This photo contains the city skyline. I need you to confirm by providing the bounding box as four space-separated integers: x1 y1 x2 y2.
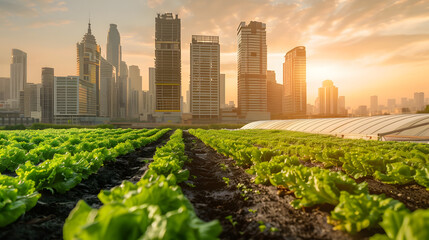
0 0 428 108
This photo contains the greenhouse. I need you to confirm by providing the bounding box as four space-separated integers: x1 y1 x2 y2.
242 114 429 141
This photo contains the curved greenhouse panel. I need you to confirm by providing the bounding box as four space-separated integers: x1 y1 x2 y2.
241 114 429 141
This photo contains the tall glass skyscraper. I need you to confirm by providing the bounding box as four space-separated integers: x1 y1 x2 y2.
10 49 27 101
283 46 306 116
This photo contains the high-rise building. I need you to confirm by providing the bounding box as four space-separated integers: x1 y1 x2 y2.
370 95 378 115
387 98 396 113
338 96 346 115
414 92 425 111
128 65 142 119
318 80 338 116
220 74 225 109
23 83 41 118
266 70 283 116
10 49 27 102
148 67 156 116
118 61 128 118
77 22 101 116
155 13 182 123
283 46 306 116
190 35 220 120
41 67 54 123
100 57 116 117
106 24 121 75
54 76 96 118
0 78 10 101
237 21 269 120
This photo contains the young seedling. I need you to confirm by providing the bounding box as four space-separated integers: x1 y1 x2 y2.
248 208 257 214
219 163 228 171
270 227 279 233
186 182 196 188
225 215 238 227
258 221 266 233
222 177 230 187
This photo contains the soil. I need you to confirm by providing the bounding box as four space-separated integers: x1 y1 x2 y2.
179 131 372 240
0 131 172 240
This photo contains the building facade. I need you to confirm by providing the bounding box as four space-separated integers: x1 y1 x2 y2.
220 74 225 109
370 95 378 115
128 65 142 119
190 35 220 120
0 78 10 102
155 13 182 123
267 70 283 116
283 46 306 116
10 49 27 102
106 24 121 76
414 92 425 111
100 57 116 117
41 67 54 123
77 22 101 116
318 80 338 116
237 21 269 120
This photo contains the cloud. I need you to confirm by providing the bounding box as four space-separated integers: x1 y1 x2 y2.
147 0 164 8
29 19 71 28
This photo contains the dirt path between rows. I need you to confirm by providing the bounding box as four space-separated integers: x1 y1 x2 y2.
0 131 172 240
180 131 370 240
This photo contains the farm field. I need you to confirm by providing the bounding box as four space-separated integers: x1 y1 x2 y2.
0 128 428 239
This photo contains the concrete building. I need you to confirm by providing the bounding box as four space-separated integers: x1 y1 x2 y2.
23 83 41 118
220 74 225 108
266 70 283 117
338 96 346 115
0 78 10 102
318 80 338 116
237 21 269 120
387 98 396 113
117 61 128 118
106 24 121 77
77 22 101 116
155 13 182 123
128 65 142 119
190 35 220 121
41 67 54 123
414 92 425 111
283 46 306 116
370 95 378 115
148 67 156 117
100 58 116 118
10 49 27 102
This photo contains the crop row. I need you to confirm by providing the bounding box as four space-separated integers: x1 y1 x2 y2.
64 129 222 240
189 129 429 238
198 129 429 189
0 128 169 227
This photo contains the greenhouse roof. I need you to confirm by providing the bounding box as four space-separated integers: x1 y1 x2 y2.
241 114 429 141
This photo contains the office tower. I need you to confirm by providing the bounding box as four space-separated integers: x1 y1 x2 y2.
0 78 10 101
77 21 101 116
148 67 156 116
401 97 409 108
117 61 128 118
266 70 283 116
128 65 142 119
414 92 425 111
338 96 346 115
387 98 396 113
283 46 306 116
370 95 378 115
10 49 27 101
106 24 121 75
23 83 41 118
54 76 96 118
318 80 338 116
220 74 225 109
190 35 220 120
100 58 116 117
41 67 54 123
237 21 269 120
155 13 182 122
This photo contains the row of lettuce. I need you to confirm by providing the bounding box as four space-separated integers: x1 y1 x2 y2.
64 129 222 240
189 129 429 239
0 128 169 227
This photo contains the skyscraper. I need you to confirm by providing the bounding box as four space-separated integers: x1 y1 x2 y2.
100 57 116 117
155 13 182 123
370 95 378 115
0 78 10 101
220 74 225 109
106 24 121 74
283 46 306 116
267 70 283 116
414 92 425 111
318 80 338 116
190 35 220 120
338 96 346 115
23 83 41 118
128 65 142 119
148 67 156 116
118 61 128 118
41 67 54 123
10 49 27 101
237 21 269 120
77 21 100 116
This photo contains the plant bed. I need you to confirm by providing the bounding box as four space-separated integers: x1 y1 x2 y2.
180 131 366 240
0 131 172 240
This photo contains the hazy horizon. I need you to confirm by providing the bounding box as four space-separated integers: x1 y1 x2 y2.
0 0 428 108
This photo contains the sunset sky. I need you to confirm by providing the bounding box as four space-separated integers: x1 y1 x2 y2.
0 0 428 108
